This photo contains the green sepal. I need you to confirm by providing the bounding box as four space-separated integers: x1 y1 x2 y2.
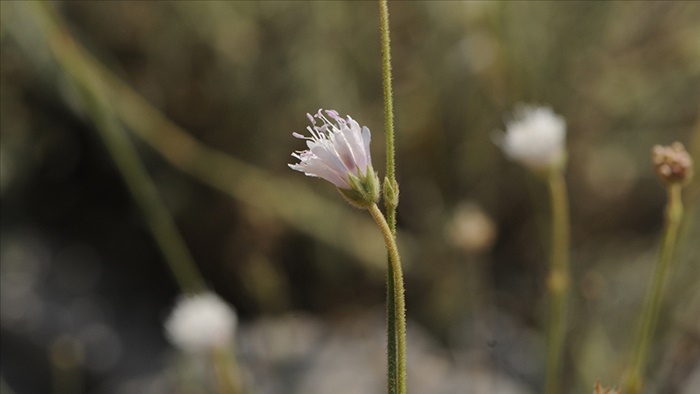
337 167 380 209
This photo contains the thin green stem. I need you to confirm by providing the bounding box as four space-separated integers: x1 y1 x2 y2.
83 76 206 294
624 183 684 394
544 170 570 394
212 348 242 394
369 204 406 394
386 254 397 394
378 1 400 393
379 0 396 194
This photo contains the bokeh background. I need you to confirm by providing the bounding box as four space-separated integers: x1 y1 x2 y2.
1 1 699 393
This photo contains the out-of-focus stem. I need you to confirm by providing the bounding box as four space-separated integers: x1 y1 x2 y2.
49 336 84 394
544 169 570 394
27 2 206 294
368 204 406 394
624 183 684 394
212 348 242 394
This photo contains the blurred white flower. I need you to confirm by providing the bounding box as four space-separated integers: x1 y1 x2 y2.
165 292 237 354
497 105 566 171
447 202 497 254
290 109 380 207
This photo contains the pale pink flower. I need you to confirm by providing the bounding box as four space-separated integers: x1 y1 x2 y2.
289 109 374 190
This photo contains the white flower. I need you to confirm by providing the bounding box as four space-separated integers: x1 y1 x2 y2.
498 105 566 170
290 109 380 207
447 202 497 254
290 109 374 189
165 292 237 354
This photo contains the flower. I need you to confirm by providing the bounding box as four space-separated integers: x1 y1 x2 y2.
652 142 693 186
289 109 380 208
165 292 237 354
447 201 497 254
497 105 567 171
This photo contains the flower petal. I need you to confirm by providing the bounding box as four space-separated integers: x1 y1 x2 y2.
289 109 375 189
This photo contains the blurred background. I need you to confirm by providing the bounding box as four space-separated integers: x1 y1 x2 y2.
1 1 699 393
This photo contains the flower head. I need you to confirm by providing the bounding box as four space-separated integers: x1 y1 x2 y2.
165 292 237 354
447 202 497 254
497 105 567 171
652 142 693 186
290 109 380 208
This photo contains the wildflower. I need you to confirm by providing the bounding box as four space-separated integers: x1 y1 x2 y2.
497 105 567 171
593 380 621 394
652 142 693 186
289 109 380 208
165 292 237 354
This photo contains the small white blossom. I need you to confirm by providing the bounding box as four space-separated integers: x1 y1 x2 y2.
497 105 566 170
165 292 237 354
290 109 380 207
290 109 374 189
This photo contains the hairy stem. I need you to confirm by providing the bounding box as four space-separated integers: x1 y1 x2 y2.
369 204 406 394
378 1 400 393
379 0 396 195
